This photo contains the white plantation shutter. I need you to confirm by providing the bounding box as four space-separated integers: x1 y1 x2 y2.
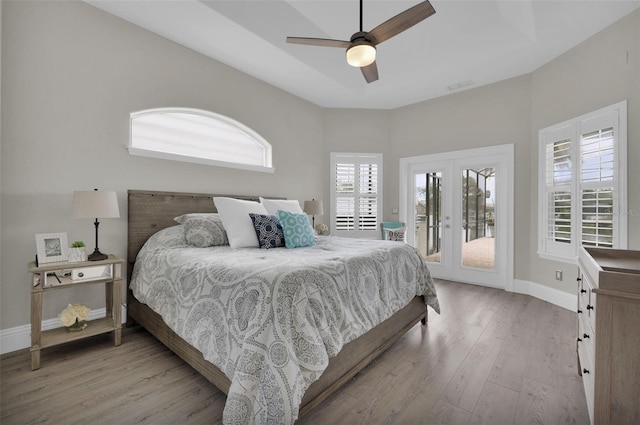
548 191 572 243
546 137 573 246
538 101 626 262
581 128 614 183
581 188 614 247
358 163 379 230
580 126 615 248
331 153 383 238
335 163 355 230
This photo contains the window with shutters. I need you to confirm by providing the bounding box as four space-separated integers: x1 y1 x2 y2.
538 101 627 263
330 153 383 238
129 108 273 173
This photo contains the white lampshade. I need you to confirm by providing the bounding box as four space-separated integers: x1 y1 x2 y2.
72 190 120 219
303 200 324 216
346 43 376 67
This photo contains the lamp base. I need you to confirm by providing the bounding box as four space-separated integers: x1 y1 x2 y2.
88 250 108 261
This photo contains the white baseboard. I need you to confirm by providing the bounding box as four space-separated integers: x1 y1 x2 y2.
513 279 576 312
0 306 127 355
1 282 576 355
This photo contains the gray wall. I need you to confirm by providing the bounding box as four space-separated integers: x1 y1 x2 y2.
1 1 638 333
529 9 640 292
323 109 391 218
0 1 324 329
388 76 533 281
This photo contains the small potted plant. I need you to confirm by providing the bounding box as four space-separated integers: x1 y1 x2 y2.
68 241 86 262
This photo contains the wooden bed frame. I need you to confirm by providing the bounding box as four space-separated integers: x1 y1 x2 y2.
126 189 428 418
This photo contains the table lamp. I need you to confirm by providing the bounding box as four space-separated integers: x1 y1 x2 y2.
72 189 119 261
303 199 324 228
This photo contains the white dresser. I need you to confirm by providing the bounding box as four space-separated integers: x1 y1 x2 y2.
577 247 640 425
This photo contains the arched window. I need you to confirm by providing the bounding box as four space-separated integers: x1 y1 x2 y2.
129 108 273 173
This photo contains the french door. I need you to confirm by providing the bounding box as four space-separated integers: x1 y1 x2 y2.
399 144 514 289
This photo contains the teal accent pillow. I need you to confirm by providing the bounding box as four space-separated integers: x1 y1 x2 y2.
277 210 316 249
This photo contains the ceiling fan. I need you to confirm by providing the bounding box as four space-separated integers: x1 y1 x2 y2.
286 0 436 83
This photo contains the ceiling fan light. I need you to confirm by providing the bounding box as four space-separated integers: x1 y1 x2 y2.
346 43 376 67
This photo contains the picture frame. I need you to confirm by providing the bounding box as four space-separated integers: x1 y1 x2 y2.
35 232 69 264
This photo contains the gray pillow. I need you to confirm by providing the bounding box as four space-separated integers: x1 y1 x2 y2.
174 213 229 247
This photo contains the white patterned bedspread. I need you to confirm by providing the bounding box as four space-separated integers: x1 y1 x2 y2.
130 226 439 424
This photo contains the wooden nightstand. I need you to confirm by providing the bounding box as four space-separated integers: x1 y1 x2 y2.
28 255 124 370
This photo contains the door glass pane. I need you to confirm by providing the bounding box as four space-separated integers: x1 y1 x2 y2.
415 172 442 263
461 167 495 269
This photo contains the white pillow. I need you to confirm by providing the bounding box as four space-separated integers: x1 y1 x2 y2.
213 197 268 248
259 197 303 215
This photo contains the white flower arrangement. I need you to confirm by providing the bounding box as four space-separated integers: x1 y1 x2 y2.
314 223 329 235
58 303 91 327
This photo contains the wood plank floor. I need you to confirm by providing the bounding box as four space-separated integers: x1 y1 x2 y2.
0 280 590 425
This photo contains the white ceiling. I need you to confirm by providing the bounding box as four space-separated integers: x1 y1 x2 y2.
86 0 640 109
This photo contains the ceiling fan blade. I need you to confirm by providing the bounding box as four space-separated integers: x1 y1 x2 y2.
361 61 379 83
367 1 436 45
286 37 351 48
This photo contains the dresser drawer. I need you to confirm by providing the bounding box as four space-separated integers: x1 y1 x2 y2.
581 272 597 333
578 271 589 311
577 325 595 424
578 312 595 424
578 312 594 358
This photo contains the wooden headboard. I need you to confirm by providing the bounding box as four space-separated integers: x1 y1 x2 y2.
127 189 260 270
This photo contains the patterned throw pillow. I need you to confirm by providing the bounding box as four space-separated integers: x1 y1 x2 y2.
249 213 285 249
277 210 316 249
174 213 228 247
385 227 406 242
